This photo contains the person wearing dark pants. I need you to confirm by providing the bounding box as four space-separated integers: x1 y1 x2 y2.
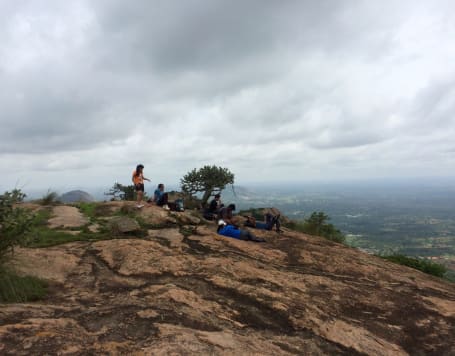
244 213 282 232
217 220 265 242
132 164 150 208
153 183 170 210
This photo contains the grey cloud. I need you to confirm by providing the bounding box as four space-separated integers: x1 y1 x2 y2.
407 80 455 132
89 0 403 86
0 69 138 153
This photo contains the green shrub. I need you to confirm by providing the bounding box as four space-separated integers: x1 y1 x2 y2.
181 165 234 207
77 202 97 218
290 211 346 243
0 189 34 263
39 189 60 206
0 267 47 303
381 254 447 278
105 182 136 201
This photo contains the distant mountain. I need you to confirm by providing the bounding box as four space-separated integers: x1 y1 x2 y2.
59 190 95 203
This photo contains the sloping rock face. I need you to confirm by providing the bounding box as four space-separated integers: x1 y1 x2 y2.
108 216 141 233
1 205 455 355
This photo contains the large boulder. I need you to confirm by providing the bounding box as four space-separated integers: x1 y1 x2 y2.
108 216 141 234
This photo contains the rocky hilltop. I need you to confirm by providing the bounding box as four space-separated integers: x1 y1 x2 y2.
1 202 454 355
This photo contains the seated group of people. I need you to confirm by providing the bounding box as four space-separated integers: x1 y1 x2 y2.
205 194 282 243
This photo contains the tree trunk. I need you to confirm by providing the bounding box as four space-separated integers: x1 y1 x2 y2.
201 190 213 207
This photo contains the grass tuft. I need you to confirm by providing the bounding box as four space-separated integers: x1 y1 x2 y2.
0 267 48 303
380 253 447 278
39 190 60 206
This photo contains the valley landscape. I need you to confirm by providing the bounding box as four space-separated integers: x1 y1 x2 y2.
220 180 455 278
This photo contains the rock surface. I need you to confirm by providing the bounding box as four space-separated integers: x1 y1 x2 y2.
1 203 455 355
47 206 88 228
108 216 141 233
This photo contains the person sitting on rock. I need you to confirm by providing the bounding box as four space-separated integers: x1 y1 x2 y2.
217 203 236 226
152 183 170 210
244 212 282 232
203 193 224 220
217 219 265 242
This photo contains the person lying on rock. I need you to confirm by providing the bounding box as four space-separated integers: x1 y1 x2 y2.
244 213 282 233
217 219 265 242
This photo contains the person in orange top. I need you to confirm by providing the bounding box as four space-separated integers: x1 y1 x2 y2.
132 164 150 208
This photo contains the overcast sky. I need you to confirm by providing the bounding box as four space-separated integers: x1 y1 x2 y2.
1 0 455 193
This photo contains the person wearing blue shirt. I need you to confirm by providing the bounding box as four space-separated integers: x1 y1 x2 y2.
153 183 170 210
217 220 265 242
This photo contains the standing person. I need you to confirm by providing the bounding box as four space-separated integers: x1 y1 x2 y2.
132 164 150 208
153 183 170 210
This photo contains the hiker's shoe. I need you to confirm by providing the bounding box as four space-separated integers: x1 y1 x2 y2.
136 204 144 208
163 204 170 210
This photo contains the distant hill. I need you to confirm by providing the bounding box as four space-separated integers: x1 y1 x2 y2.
59 190 95 203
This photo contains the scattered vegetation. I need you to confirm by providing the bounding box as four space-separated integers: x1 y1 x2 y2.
39 189 60 206
105 182 136 201
380 253 447 278
287 211 346 244
0 189 34 262
181 165 234 207
76 202 112 219
77 201 97 218
0 267 48 303
25 229 105 248
0 189 48 302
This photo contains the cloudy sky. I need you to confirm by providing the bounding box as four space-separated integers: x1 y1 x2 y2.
1 0 455 192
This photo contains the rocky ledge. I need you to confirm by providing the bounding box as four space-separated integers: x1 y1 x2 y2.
1 203 454 355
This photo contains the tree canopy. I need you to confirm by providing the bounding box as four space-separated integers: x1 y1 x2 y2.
302 211 345 243
180 165 234 206
105 183 136 201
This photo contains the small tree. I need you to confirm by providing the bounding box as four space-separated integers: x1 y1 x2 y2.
40 189 59 206
105 183 136 201
302 211 345 243
180 165 234 207
0 189 33 263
